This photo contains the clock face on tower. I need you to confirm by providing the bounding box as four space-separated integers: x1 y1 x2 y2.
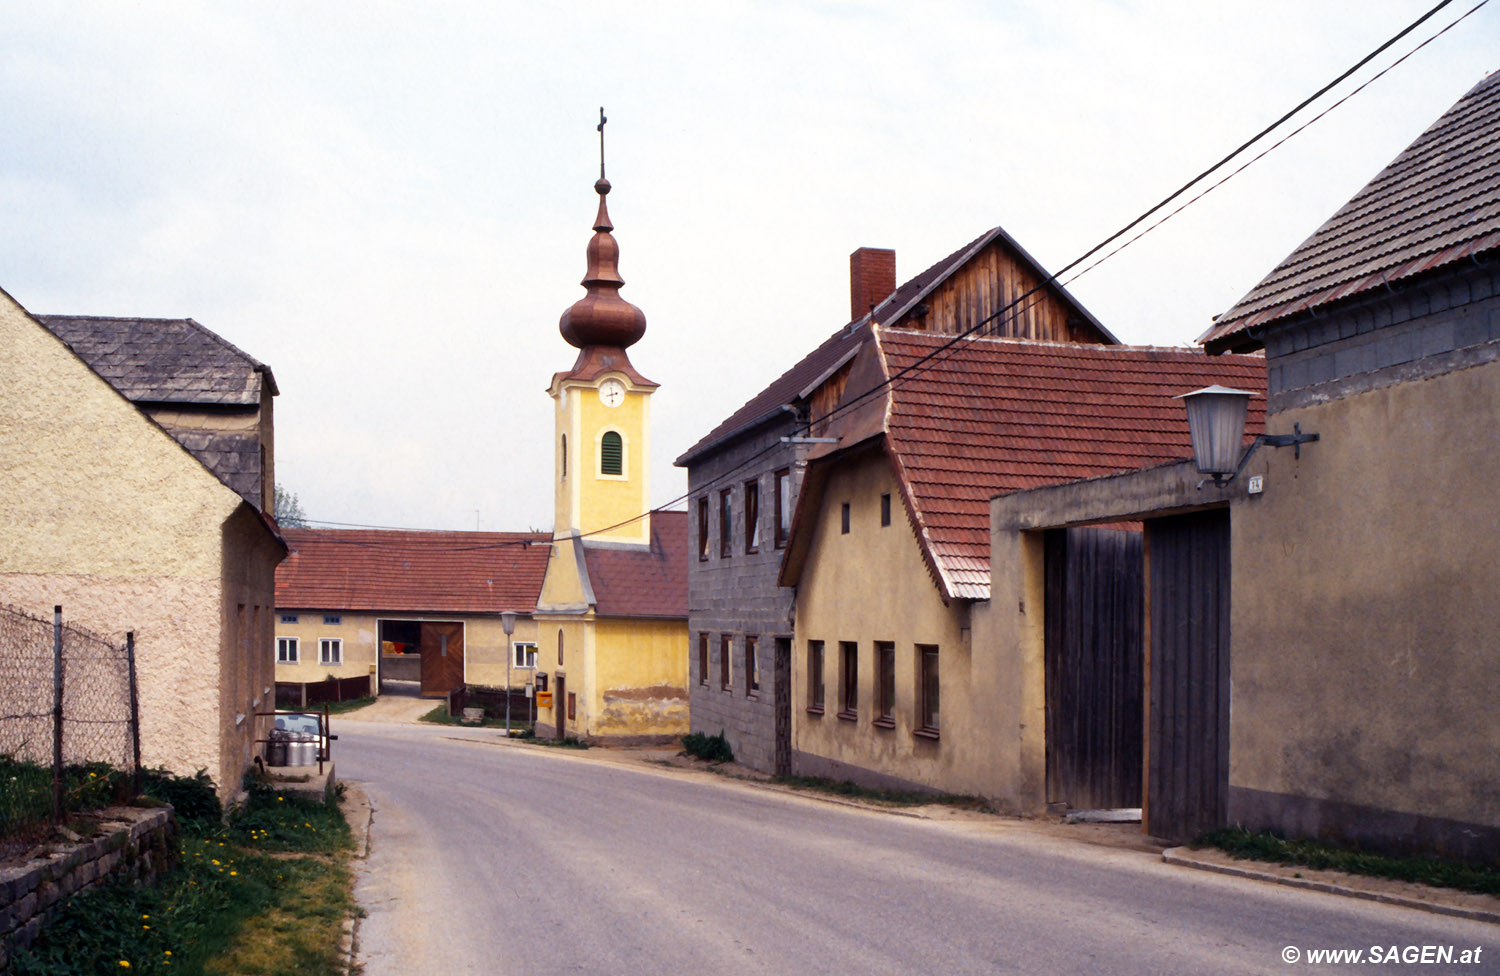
598 378 626 408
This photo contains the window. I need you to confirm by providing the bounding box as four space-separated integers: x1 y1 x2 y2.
720 634 732 690
744 479 760 553
279 614 298 625
719 489 733 558
557 628 564 666
774 468 791 549
513 642 538 669
319 638 342 665
881 492 891 527
561 435 568 480
874 641 895 728
807 640 824 713
600 430 623 476
840 502 850 534
277 637 299 664
567 692 576 720
745 636 759 696
917 644 940 736
698 633 709 686
323 615 341 626
838 641 858 719
697 496 709 561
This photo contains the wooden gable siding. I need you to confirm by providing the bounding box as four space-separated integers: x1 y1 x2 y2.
808 361 856 436
897 240 1106 344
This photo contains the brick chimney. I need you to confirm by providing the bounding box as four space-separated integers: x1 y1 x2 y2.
849 247 896 323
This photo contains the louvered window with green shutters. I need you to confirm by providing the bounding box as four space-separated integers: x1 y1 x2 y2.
600 431 623 475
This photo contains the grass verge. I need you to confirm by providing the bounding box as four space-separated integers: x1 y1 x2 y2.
321 696 377 715
1195 827 1500 896
773 774 992 811
417 704 537 732
9 777 358 975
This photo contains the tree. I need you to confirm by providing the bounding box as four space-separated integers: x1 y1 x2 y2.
273 484 309 527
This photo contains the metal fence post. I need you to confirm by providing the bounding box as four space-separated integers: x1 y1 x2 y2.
126 631 142 799
52 605 64 825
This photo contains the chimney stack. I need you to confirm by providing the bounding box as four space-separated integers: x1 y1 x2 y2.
849 247 896 323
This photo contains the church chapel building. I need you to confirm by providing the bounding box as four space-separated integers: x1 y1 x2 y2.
531 168 689 744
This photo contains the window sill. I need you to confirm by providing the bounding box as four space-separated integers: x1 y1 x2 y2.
872 716 896 730
836 710 858 723
721 685 733 693
746 692 760 701
745 547 759 556
806 705 825 716
913 727 941 741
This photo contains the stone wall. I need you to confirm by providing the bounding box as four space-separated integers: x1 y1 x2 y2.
0 807 177 968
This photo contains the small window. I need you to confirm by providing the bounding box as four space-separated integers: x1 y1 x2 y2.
513 642 538 669
774 468 791 549
840 502 850 534
744 480 760 553
279 614 298 625
698 633 709 686
557 628 564 666
323 615 341 626
838 641 858 719
600 431 623 476
880 493 891 527
319 638 342 665
720 634 732 690
567 692 576 720
745 636 759 697
561 435 568 480
276 636 299 664
719 489 733 558
697 496 709 562
807 640 824 714
874 641 895 728
917 644 940 736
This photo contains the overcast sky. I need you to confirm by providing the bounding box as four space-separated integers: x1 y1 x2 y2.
3 1 1494 532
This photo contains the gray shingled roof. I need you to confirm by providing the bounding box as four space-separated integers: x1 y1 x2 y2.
1203 71 1500 352
36 315 278 404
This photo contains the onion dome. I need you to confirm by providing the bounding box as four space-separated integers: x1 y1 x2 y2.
559 178 647 350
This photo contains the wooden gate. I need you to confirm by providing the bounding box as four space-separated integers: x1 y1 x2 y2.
1146 510 1230 842
418 622 465 697
1044 527 1144 811
773 637 792 778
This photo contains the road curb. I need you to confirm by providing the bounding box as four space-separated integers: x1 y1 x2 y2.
339 783 374 975
1161 849 1500 925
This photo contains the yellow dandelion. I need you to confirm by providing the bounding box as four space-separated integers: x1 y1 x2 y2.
230 870 237 876
119 963 130 969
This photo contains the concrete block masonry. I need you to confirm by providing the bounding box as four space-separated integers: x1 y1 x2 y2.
0 807 177 969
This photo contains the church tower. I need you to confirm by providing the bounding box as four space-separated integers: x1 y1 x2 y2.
546 160 657 547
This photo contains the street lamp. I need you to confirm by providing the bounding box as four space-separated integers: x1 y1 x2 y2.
500 610 518 737
1176 385 1318 487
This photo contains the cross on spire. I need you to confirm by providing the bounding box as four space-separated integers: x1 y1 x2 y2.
597 106 607 180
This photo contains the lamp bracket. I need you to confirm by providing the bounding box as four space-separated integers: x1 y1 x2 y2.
1199 424 1319 489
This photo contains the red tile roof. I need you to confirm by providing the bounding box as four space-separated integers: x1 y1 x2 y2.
1203 71 1500 351
789 332 1266 600
582 510 688 618
276 528 551 615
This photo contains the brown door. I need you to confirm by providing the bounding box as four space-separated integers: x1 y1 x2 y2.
419 622 465 697
773 637 792 777
554 674 567 740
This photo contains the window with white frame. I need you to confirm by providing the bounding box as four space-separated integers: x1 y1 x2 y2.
277 636 299 664
319 638 342 665
513 641 538 669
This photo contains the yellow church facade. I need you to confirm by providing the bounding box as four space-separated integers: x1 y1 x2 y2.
532 167 689 744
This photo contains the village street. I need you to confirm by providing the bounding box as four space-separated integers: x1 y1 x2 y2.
337 721 1494 976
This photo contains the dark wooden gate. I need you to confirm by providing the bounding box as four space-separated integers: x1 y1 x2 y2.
419 622 465 697
554 674 567 740
1146 509 1230 842
1044 527 1145 811
773 637 792 778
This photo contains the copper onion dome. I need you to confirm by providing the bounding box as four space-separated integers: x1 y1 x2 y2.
559 177 647 350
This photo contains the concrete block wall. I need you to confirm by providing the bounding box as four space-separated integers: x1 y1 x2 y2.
685 419 804 773
0 807 177 968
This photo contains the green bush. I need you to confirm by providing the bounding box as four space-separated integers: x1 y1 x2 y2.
682 730 734 763
141 767 221 831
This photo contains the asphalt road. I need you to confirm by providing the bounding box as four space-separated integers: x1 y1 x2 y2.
339 723 1496 976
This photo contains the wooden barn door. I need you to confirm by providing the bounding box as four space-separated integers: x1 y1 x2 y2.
419 622 465 697
1146 510 1231 842
1044 527 1145 811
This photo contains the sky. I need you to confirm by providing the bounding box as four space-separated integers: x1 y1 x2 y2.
2 1 1495 532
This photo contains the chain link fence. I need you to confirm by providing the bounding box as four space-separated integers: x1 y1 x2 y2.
0 603 140 854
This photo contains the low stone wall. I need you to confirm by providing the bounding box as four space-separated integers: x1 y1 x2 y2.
0 807 178 968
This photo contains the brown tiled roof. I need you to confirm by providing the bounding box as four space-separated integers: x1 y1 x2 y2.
582 510 688 618
276 528 551 615
790 332 1266 601
36 315 278 403
1203 71 1500 351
